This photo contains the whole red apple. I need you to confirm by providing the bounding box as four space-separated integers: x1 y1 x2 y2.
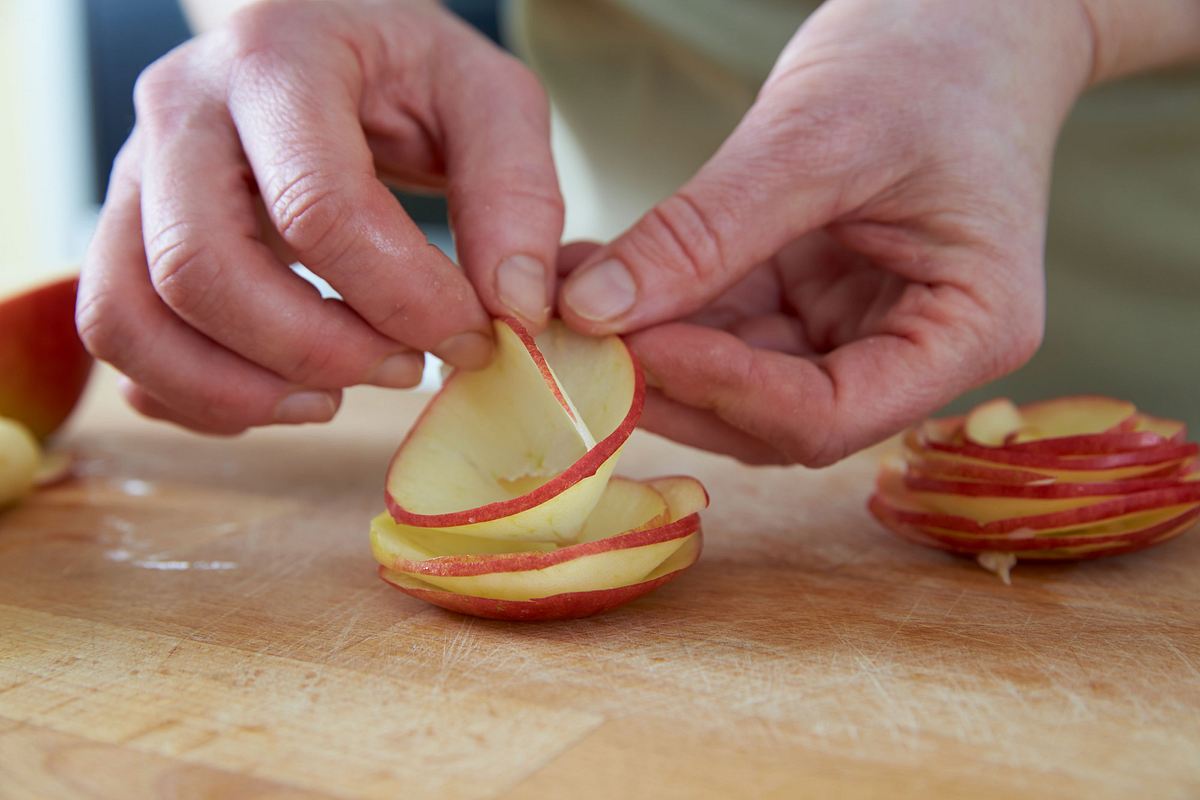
0 275 93 439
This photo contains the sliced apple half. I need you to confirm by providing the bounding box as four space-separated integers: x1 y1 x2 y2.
871 396 1200 579
385 318 643 542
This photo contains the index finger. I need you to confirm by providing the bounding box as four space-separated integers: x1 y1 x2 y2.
224 28 494 369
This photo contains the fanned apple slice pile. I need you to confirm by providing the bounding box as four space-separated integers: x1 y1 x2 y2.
370 318 707 620
869 397 1200 582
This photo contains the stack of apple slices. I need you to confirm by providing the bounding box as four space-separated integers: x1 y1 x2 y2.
869 397 1200 581
369 319 707 621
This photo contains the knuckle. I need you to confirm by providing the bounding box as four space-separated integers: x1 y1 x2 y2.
790 433 849 469
268 169 353 261
448 173 562 223
132 50 193 124
145 222 223 320
632 191 728 284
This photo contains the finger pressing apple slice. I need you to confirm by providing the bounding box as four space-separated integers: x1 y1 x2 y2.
375 476 707 621
385 318 643 542
871 396 1200 580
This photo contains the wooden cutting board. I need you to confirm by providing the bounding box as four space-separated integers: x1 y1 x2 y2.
2 367 1198 799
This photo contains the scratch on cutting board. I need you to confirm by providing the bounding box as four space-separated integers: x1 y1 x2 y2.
1160 636 1200 682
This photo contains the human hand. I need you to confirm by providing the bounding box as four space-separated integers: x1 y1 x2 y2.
557 0 1096 465
78 0 562 433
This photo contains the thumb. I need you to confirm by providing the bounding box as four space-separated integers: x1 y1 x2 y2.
558 108 848 334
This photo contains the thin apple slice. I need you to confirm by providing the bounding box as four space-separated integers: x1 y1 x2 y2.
905 443 1195 483
874 499 1199 561
873 467 1200 534
963 398 1024 446
1007 396 1136 443
380 534 702 622
913 427 1199 470
0 275 94 440
375 476 707 620
370 477 668 568
385 318 643 542
870 495 1200 553
0 416 41 507
903 472 1199 500
376 477 702 598
1133 414 1187 443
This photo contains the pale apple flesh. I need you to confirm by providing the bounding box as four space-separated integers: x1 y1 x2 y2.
385 318 643 542
870 397 1200 579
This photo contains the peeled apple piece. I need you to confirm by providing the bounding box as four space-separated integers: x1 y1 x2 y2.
371 318 706 620
0 416 41 507
869 396 1200 581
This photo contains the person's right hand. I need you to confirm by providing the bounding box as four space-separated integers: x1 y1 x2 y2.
78 0 563 434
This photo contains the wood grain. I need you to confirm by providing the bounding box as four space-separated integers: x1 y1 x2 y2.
1 367 1198 799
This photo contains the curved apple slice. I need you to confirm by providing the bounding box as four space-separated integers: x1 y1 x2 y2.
872 497 1199 559
873 468 1200 534
385 318 644 542
895 467 1198 524
1133 414 1186 443
913 427 1199 470
375 476 708 620
1007 396 1136 443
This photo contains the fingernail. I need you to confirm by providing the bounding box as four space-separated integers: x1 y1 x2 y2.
366 353 422 388
496 254 549 326
274 391 337 424
564 258 636 322
435 331 493 370
642 365 663 389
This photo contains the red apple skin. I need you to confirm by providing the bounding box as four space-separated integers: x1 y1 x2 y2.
386 317 646 529
379 540 702 621
870 495 1200 556
916 432 1199 470
386 513 701 579
871 478 1200 535
903 473 1198 499
0 276 92 439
